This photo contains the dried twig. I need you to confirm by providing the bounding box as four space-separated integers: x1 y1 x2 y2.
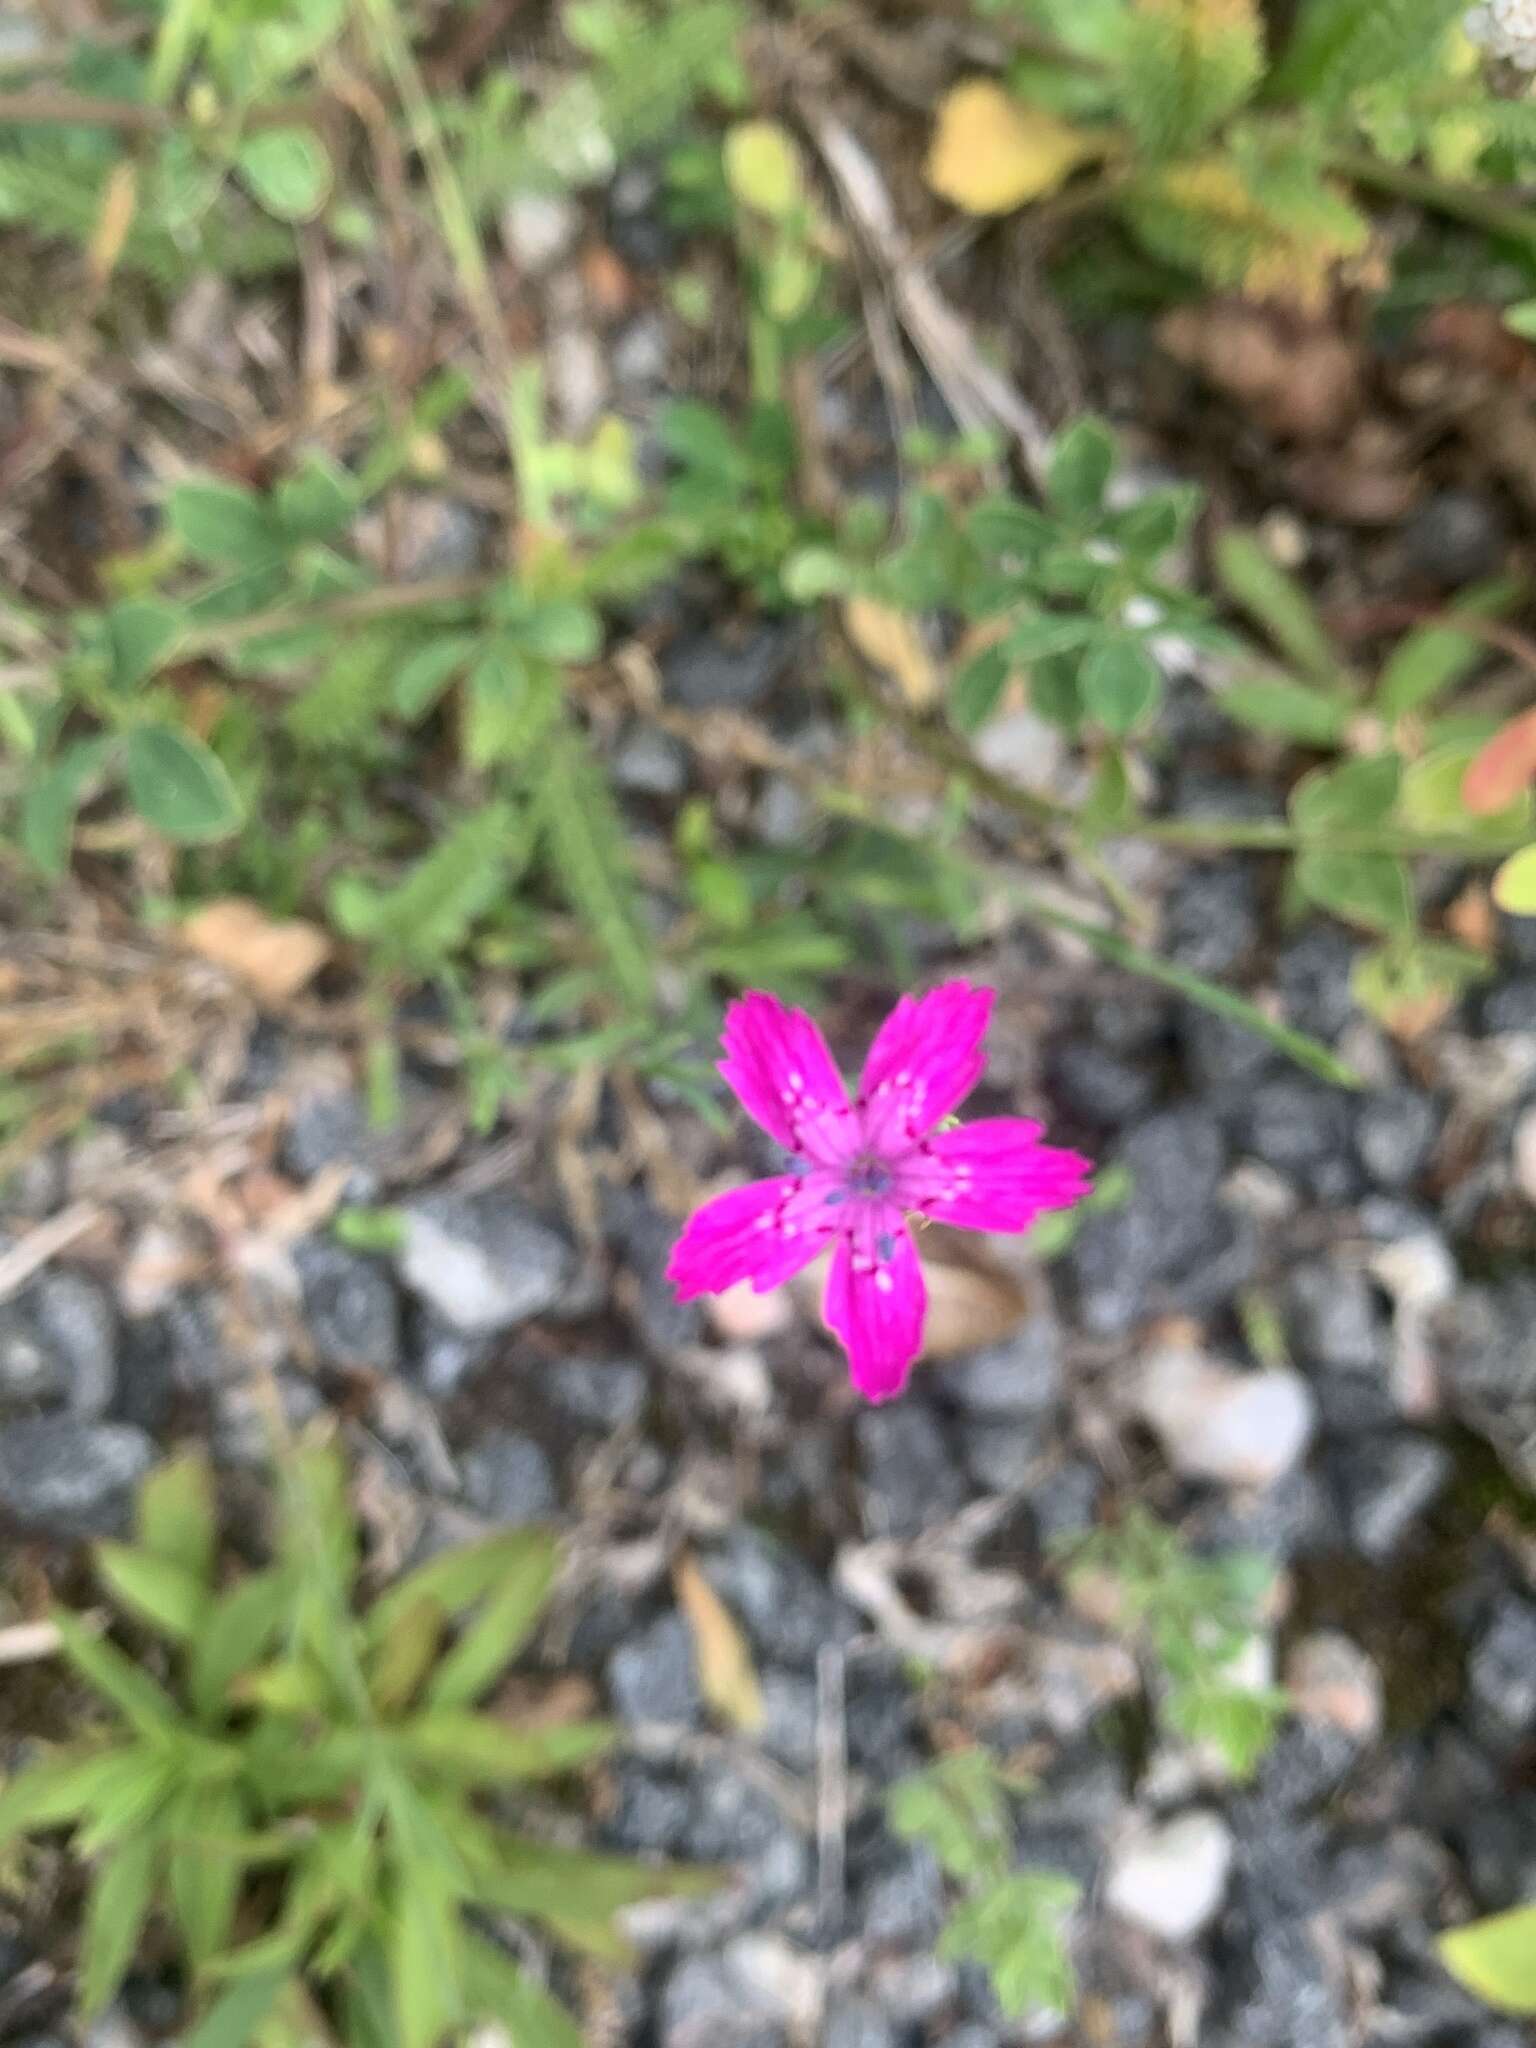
0 1201 102 1304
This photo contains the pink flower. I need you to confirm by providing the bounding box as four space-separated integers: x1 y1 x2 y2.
667 982 1092 1403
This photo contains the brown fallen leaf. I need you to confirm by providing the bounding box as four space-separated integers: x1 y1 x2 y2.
1157 297 1365 444
917 1251 1031 1357
844 595 938 708
926 81 1107 216
180 897 331 1006
674 1553 764 1734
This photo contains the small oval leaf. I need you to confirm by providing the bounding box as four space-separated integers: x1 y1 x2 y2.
125 726 243 844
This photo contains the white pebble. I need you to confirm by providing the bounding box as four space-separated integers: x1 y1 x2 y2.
1105 1809 1234 1943
1135 1336 1315 1488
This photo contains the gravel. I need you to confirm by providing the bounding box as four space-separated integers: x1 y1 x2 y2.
662 618 804 712
1105 1810 1234 1942
607 1611 705 1730
295 1240 401 1371
394 1192 574 1334
0 1417 154 1537
857 1403 967 1536
459 1430 558 1524
1331 1433 1451 1560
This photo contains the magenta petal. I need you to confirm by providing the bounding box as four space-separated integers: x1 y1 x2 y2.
897 1118 1092 1233
823 1225 926 1403
667 1172 843 1301
718 991 860 1165
856 981 994 1154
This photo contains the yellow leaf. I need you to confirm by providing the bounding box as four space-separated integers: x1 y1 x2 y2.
1493 844 1536 917
674 1554 763 1734
843 596 938 708
723 120 805 220
180 897 331 1006
926 82 1105 216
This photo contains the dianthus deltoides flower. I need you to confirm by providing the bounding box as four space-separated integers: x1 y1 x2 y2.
667 982 1091 1402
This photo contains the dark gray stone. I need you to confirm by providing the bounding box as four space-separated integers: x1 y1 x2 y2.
281 1088 389 1197
604 1759 696 1852
823 1998 900 2048
459 1430 557 1524
1498 907 1536 967
759 1669 818 1771
411 1310 493 1400
1355 1088 1440 1189
395 1192 574 1334
295 1240 400 1372
0 1417 152 1537
857 1840 944 1946
606 1187 701 1351
1178 1003 1275 1092
1277 927 1359 1042
1287 1260 1387 1375
544 1356 648 1430
683 1762 810 1910
1401 488 1509 587
1234 1075 1353 1180
930 2029 1002 2048
1434 1277 1536 1486
0 1301 62 1407
959 1416 1047 1495
1164 862 1260 977
1219 1915 1350 2048
1468 1598 1536 1738
1029 1459 1102 1546
0 1271 118 1416
1479 974 1536 1036
700 1526 857 1668
1070 1106 1226 1334
659 1952 786 2048
857 1403 966 1537
1048 1040 1160 1127
1333 1433 1451 1560
607 1611 704 1729
612 722 688 796
845 1652 920 1781
942 1316 1062 1417
662 619 804 712
606 164 679 271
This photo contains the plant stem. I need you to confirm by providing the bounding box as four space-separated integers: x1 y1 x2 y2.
1330 147 1536 252
180 574 497 658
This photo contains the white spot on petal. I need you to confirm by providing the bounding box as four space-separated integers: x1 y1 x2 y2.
875 1269 894 1293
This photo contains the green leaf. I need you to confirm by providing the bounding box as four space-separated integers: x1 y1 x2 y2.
1376 605 1501 718
367 1599 443 1715
275 453 355 540
1105 487 1198 558
1397 740 1532 841
330 803 520 970
1219 672 1348 745
1294 849 1415 936
137 1450 217 1584
540 724 654 1012
80 1830 159 2018
1119 0 1262 157
167 1782 245 1967
182 1969 290 2048
1289 752 1401 835
950 643 1011 732
1078 748 1135 837
96 1544 207 1643
188 1568 295 1720
518 600 602 663
367 1529 558 1643
108 599 182 690
54 1610 178 1738
396 1714 615 1783
1004 613 1100 661
889 1751 1014 1883
425 1545 559 1710
392 634 480 721
1438 1903 1536 2016
1494 844 1536 917
466 646 560 768
390 1869 463 2048
124 725 243 843
723 120 804 219
1017 896 1362 1086
0 1746 141 1850
169 482 284 568
21 736 115 874
1081 636 1162 735
482 1840 714 1925
461 1932 583 2048
1352 936 1489 1029
1045 417 1116 522
1213 532 1343 688
235 126 333 222
938 1869 1080 2018
1269 0 1466 110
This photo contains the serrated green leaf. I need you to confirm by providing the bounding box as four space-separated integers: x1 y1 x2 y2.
1214 532 1344 688
1438 1903 1536 2015
137 1451 217 1584
125 725 243 843
540 725 654 1012
330 804 520 970
518 600 602 663
80 1830 159 2018
1294 849 1414 936
392 634 480 721
1119 0 1263 158
96 1543 207 1643
235 126 333 222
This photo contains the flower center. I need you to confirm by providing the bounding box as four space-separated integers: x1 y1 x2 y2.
847 1156 893 1197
